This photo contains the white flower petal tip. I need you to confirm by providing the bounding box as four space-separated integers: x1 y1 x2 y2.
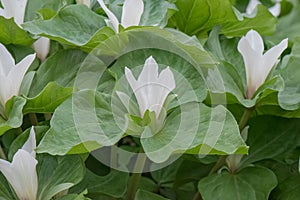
0 44 35 106
0 127 38 200
97 0 144 33
268 2 281 17
33 37 50 62
22 127 37 157
238 29 288 99
125 56 176 119
246 0 261 15
121 0 144 28
97 0 120 32
246 0 281 17
0 0 28 26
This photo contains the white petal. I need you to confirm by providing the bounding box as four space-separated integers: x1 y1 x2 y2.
0 43 15 76
1 0 27 26
0 150 38 200
246 0 261 15
158 67 176 92
262 38 288 77
8 53 35 100
268 2 281 17
125 56 176 118
22 127 37 158
238 32 263 98
125 67 138 91
0 75 11 106
244 29 264 54
97 0 120 33
33 37 50 62
121 0 144 28
138 56 159 83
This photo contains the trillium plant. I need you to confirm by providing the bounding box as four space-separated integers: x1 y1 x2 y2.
0 0 300 199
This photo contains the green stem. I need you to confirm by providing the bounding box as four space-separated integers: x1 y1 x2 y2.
29 113 38 126
238 108 254 131
126 147 147 200
44 113 52 121
0 144 7 160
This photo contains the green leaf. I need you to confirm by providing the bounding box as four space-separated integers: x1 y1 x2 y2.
0 97 26 136
23 5 108 47
37 154 85 200
36 90 122 155
70 170 129 198
0 17 34 45
141 103 248 163
267 1 300 44
23 82 73 114
28 49 88 97
151 159 183 188
57 190 90 200
278 37 300 110
7 126 48 161
240 116 300 167
170 0 276 37
0 174 16 200
135 189 170 200
139 0 177 28
198 166 277 200
25 0 74 21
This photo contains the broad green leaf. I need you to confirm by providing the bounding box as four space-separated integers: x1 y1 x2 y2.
37 154 85 200
240 116 300 167
25 0 74 21
23 82 73 114
170 0 276 37
135 189 170 200
139 0 177 28
88 27 215 69
36 90 122 155
198 166 277 200
264 160 300 200
267 1 300 44
0 97 26 136
278 37 300 110
141 103 248 163
23 5 108 47
28 49 88 97
0 17 34 45
151 159 183 188
174 159 213 187
57 190 90 200
272 174 300 200
0 174 16 200
70 170 129 198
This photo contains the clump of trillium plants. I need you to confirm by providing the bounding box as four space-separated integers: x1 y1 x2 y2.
0 0 299 199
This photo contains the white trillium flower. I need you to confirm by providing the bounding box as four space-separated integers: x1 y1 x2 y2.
97 0 144 33
0 43 36 106
0 0 27 27
0 0 50 61
238 29 288 99
0 127 38 200
124 56 176 119
246 0 281 17
33 37 50 62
